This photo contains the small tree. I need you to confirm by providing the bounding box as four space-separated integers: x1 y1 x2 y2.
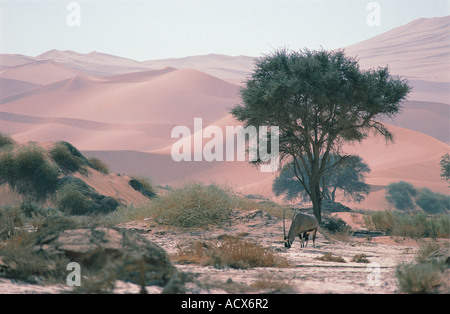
231 49 410 222
440 153 450 184
273 154 370 203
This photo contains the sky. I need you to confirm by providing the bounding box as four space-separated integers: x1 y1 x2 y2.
0 0 449 61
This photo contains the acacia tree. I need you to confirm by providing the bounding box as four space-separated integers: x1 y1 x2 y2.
273 154 371 203
231 49 410 222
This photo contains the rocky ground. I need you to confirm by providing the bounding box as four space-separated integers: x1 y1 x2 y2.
0 209 444 294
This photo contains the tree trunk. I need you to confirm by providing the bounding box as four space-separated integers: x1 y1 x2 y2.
311 194 322 224
310 178 322 224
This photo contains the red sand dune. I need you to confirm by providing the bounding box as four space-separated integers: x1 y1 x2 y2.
0 60 83 85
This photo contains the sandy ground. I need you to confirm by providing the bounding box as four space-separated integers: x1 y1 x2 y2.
1 210 436 294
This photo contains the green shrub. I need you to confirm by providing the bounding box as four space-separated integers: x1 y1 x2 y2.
50 142 86 174
0 206 23 240
0 132 14 149
364 210 450 238
0 145 59 202
396 243 448 294
415 188 449 214
321 215 350 234
396 262 444 293
56 183 91 215
88 157 110 174
385 181 417 210
129 176 156 199
55 177 119 215
147 182 238 229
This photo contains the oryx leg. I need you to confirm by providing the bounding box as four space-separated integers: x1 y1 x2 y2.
298 234 304 248
302 231 310 247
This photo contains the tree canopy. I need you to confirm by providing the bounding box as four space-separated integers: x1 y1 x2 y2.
231 49 410 222
273 154 370 204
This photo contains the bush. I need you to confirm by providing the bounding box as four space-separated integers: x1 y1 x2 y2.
0 206 23 240
352 253 370 263
385 181 417 210
314 253 346 263
321 215 350 234
364 210 450 238
0 215 79 284
56 183 91 215
147 182 238 229
0 145 59 202
415 188 449 214
88 157 110 174
129 176 156 199
396 243 448 294
55 177 119 215
173 237 291 269
0 132 14 149
396 262 444 293
50 142 87 174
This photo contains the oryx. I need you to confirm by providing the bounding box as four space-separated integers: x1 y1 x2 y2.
283 210 319 248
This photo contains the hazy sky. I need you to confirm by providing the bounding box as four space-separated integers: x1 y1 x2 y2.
0 0 449 61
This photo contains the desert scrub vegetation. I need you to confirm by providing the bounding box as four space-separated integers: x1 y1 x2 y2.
0 215 78 283
385 181 449 213
173 236 292 269
314 252 346 263
0 206 23 241
351 253 370 263
88 157 110 174
129 176 156 199
144 182 238 229
320 214 353 242
50 141 89 175
364 210 450 238
396 242 449 293
0 144 59 202
0 132 14 149
55 177 119 215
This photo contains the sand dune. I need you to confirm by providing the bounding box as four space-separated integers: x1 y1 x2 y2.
378 101 450 143
34 50 255 83
36 49 150 76
0 60 83 85
142 54 255 84
0 78 41 98
0 54 35 68
0 111 181 151
0 68 240 126
344 16 450 83
0 68 240 151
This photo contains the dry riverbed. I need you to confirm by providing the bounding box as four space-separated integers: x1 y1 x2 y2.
0 210 432 294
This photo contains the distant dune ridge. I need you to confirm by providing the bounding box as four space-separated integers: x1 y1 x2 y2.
0 16 448 210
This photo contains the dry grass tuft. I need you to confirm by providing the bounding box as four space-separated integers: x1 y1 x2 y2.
172 236 292 269
146 182 237 229
314 252 346 263
351 253 370 263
